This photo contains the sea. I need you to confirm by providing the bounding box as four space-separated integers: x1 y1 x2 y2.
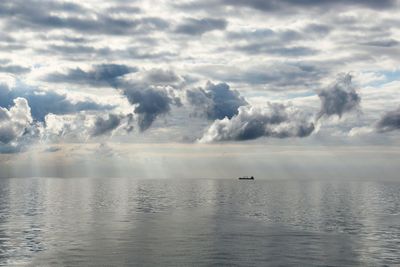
0 178 399 266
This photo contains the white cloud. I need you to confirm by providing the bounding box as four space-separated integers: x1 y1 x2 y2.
0 97 32 145
199 103 315 143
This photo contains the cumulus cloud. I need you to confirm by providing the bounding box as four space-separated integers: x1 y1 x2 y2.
317 74 361 119
187 82 248 120
175 18 227 35
43 112 135 141
122 86 177 131
28 114 127 149
48 66 185 132
0 83 113 122
199 103 315 142
91 114 122 137
376 106 400 132
110 68 186 131
43 113 90 141
90 113 136 137
0 97 32 145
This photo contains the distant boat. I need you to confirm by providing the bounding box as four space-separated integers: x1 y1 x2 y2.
238 176 254 180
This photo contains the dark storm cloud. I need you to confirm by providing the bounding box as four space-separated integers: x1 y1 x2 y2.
122 86 176 131
317 74 361 119
199 103 315 142
46 64 137 87
376 107 400 132
175 18 227 35
0 83 113 122
187 82 248 120
0 1 169 36
91 114 122 137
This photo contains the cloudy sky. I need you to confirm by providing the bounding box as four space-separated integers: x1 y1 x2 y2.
0 0 399 178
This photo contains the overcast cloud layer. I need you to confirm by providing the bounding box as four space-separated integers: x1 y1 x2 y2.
0 0 400 153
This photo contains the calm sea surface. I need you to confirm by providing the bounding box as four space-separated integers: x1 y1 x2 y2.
0 178 399 266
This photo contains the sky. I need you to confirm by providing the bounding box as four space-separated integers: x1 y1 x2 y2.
0 0 399 179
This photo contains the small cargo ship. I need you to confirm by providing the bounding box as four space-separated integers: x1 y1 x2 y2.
238 176 254 180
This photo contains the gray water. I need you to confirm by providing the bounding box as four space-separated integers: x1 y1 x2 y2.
0 178 399 266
